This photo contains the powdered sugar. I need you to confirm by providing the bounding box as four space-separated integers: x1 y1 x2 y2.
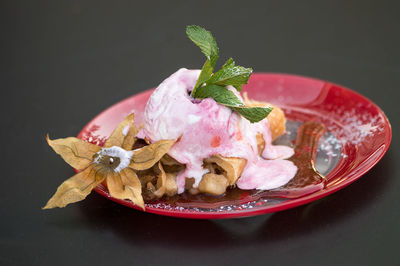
323 103 384 146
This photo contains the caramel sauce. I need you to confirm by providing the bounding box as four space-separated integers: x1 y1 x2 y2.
148 121 327 208
267 121 327 198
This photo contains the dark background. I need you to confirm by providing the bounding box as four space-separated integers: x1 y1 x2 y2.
1 1 399 265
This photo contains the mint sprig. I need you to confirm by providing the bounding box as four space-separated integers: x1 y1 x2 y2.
186 25 272 123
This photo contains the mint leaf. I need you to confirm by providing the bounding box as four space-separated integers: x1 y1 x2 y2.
186 25 219 67
222 57 235 68
194 84 243 107
192 59 213 95
233 84 243 92
206 65 252 92
233 106 273 123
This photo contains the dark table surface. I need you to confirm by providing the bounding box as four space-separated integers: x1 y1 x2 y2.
1 1 399 265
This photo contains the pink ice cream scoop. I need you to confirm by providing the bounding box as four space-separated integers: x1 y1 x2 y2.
138 68 297 193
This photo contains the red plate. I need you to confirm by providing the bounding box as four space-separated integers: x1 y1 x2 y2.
78 73 391 219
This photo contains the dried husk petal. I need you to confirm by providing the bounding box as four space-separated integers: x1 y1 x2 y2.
104 113 138 150
164 173 178 197
160 154 185 173
153 162 167 198
46 135 101 171
161 154 181 166
138 174 157 188
106 167 145 210
147 162 180 197
198 173 229 195
129 140 175 170
146 182 156 192
204 155 247 186
43 164 106 209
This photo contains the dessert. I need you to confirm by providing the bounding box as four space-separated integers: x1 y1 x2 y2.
43 25 306 210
